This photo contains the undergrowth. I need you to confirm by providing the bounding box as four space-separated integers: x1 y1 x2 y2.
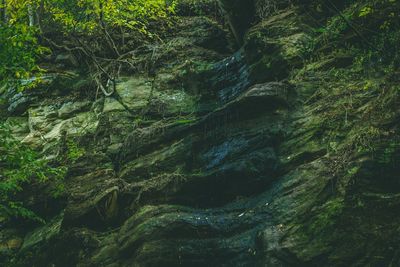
0 122 66 225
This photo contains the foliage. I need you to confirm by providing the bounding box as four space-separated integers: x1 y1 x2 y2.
289 0 400 194
44 0 176 37
43 0 177 95
66 139 85 162
0 121 65 223
0 0 177 95
0 22 47 90
2 0 176 35
306 0 400 69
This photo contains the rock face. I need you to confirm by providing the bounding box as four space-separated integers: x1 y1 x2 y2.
218 0 256 44
2 1 400 267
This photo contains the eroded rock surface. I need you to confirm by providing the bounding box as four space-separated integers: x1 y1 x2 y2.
1 2 400 267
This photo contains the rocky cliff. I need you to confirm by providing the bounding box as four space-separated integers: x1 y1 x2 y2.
1 0 400 266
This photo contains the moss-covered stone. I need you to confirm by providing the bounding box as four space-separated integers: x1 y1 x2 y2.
3 1 400 266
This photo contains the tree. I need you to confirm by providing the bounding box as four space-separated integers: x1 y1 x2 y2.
0 0 176 95
41 0 177 96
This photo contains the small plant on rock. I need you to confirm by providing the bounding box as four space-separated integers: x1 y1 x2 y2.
0 122 66 224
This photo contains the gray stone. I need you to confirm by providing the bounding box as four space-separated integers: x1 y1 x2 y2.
58 101 91 119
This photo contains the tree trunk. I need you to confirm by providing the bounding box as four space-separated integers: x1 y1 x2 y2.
1 0 7 23
28 4 34 26
36 0 44 31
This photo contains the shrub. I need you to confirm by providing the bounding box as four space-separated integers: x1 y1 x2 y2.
0 121 65 224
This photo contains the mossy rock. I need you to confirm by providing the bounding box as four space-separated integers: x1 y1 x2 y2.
244 8 313 82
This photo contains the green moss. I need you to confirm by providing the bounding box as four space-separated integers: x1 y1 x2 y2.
66 139 85 163
309 198 344 234
174 119 196 125
248 54 288 83
175 0 219 16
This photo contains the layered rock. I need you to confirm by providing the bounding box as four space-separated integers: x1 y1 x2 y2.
1 1 400 267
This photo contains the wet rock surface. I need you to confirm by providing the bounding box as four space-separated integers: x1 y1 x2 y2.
1 3 400 267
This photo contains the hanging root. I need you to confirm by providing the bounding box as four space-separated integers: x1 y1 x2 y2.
95 77 115 97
